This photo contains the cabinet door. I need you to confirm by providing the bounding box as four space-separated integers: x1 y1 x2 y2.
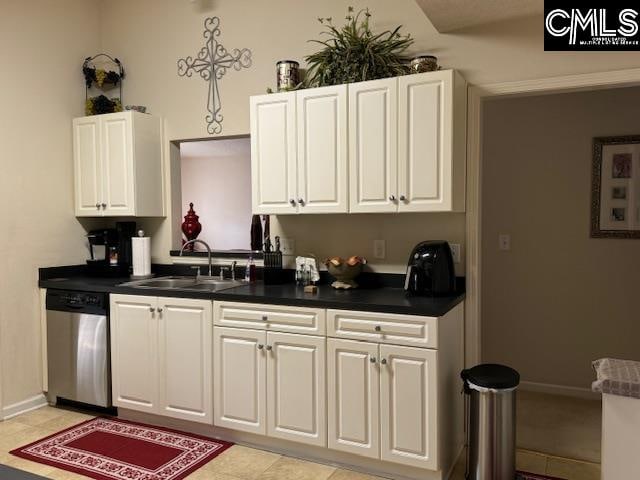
398 71 453 212
327 339 380 458
380 344 438 470
213 327 266 435
296 85 348 213
349 78 398 213
101 113 135 216
266 332 326 446
158 298 212 424
110 295 158 414
250 92 298 214
73 116 102 216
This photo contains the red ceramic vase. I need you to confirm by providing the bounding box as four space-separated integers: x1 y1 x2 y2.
181 203 202 251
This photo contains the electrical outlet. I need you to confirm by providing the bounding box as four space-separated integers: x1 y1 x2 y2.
499 234 511 251
450 243 461 263
280 238 295 255
373 239 386 259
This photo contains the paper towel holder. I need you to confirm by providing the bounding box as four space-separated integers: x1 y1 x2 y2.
130 230 155 280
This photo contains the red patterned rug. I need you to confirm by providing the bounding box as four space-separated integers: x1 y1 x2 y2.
10 417 232 480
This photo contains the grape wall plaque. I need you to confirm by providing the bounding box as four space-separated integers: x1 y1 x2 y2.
178 17 252 134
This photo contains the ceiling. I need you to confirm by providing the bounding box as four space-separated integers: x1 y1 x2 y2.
180 137 250 159
414 0 543 32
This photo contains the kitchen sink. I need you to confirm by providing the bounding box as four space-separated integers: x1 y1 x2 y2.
119 276 246 292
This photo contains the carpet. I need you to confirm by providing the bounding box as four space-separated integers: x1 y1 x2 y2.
10 417 232 480
0 464 50 480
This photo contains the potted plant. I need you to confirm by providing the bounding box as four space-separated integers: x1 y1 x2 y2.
304 7 414 87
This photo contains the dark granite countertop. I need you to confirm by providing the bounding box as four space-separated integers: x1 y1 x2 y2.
39 267 465 317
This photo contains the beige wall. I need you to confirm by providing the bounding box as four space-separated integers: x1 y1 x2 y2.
0 1 101 409
482 87 640 390
97 0 640 273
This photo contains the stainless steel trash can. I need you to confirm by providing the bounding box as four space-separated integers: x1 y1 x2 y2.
461 364 520 480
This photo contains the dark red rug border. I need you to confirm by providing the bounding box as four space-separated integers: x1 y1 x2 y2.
10 416 233 480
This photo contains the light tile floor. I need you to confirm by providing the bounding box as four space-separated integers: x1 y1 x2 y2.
0 405 601 480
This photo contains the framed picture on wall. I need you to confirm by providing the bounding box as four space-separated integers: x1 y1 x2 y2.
591 135 640 238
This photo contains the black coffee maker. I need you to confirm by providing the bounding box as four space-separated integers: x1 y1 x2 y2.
404 241 456 296
86 222 136 276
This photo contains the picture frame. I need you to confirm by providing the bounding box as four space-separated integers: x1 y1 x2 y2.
591 135 640 238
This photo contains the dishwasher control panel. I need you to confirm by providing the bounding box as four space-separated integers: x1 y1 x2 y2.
46 289 107 314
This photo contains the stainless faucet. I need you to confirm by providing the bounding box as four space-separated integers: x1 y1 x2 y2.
180 239 213 277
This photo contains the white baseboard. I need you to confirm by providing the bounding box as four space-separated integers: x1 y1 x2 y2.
520 381 600 400
1 393 48 420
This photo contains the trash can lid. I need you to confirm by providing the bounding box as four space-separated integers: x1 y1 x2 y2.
461 364 520 389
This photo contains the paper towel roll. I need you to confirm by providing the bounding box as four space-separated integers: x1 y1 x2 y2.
132 236 151 277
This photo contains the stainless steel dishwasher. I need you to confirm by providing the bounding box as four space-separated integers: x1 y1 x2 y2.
46 289 111 408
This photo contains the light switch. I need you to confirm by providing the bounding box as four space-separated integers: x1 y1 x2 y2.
280 238 295 255
450 243 461 263
499 234 511 251
373 240 386 259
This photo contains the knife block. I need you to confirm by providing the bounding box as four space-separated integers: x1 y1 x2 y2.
263 251 284 285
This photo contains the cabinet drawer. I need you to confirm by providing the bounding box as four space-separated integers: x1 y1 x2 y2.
327 309 437 348
214 301 326 335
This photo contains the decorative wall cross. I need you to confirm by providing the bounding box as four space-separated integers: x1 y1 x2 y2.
178 17 252 134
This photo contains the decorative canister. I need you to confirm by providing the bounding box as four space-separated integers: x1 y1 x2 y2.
410 55 439 73
276 60 300 91
181 202 202 251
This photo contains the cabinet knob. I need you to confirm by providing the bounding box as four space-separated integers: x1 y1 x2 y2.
298 198 305 206
101 203 107 209
380 358 387 365
149 307 156 313
289 199 296 206
265 345 273 351
374 325 382 332
389 195 396 202
157 308 163 313
261 315 268 321
369 356 376 363
95 203 101 209
257 344 264 350
399 195 406 202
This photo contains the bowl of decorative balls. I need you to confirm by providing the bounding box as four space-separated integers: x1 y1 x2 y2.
324 256 367 289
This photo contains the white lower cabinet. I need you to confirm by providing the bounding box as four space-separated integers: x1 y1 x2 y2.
158 298 212 424
111 295 159 414
214 327 266 434
267 332 326 446
380 344 438 470
328 339 439 470
328 339 380 459
213 327 326 447
110 294 213 424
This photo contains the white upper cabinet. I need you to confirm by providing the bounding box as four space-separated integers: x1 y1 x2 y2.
250 92 298 214
250 70 466 214
73 116 102 216
73 111 163 217
397 70 466 212
349 78 398 213
296 85 348 213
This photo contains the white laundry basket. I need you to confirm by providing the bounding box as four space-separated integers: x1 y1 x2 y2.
592 358 640 480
